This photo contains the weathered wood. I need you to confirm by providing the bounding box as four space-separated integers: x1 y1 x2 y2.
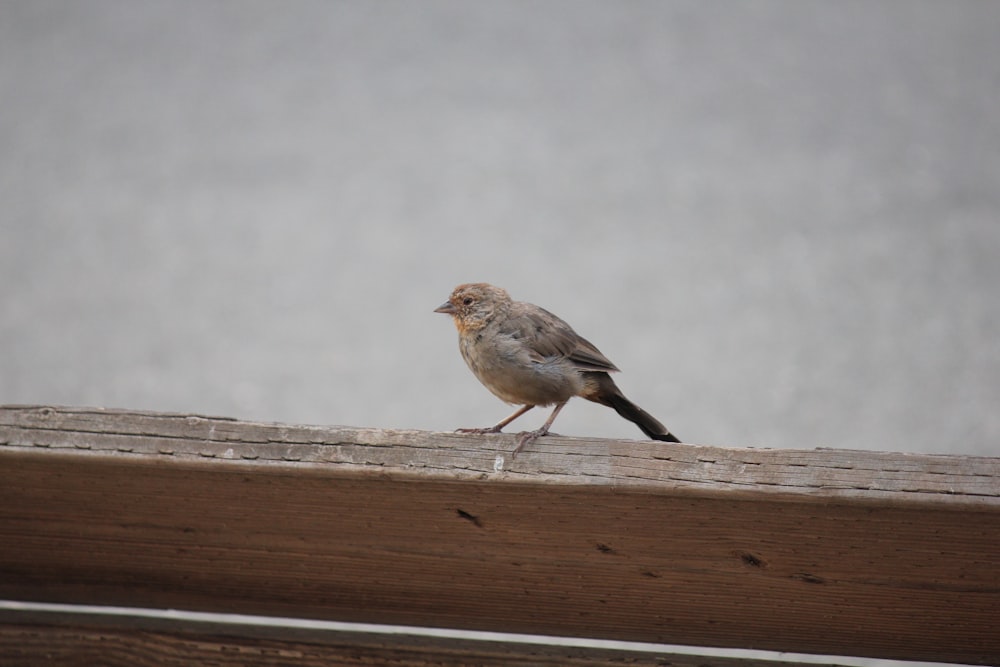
1 406 998 664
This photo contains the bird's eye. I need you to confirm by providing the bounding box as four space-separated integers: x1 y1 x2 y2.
462 297 474 306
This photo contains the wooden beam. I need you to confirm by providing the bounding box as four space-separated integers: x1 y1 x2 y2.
1 406 998 664
0 607 835 667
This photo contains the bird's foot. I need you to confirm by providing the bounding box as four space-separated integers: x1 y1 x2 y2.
511 428 549 458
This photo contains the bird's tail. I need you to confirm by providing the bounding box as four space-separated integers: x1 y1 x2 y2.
583 373 681 443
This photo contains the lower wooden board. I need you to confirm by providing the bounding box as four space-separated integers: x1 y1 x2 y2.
1 406 998 664
0 609 848 667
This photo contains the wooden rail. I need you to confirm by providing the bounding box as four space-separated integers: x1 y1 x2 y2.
0 405 997 665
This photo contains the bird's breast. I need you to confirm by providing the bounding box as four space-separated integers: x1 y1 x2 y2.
459 331 581 406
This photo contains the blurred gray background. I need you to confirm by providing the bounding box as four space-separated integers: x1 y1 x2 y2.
1 1 998 456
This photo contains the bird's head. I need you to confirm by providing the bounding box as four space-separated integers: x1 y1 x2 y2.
434 283 511 333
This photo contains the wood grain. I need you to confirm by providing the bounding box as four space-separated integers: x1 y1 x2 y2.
0 610 830 667
1 406 998 664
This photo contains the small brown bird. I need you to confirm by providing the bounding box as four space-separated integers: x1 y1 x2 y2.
435 283 680 457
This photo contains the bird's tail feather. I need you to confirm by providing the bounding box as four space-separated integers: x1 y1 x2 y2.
584 373 681 443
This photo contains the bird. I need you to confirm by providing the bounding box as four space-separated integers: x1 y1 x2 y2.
434 283 681 457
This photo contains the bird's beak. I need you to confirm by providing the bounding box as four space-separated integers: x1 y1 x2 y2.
434 301 456 315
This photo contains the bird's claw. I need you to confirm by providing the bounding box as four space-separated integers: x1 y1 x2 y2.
511 428 548 458
454 426 546 459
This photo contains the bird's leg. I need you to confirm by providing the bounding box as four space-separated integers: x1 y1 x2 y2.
512 401 568 458
456 404 534 435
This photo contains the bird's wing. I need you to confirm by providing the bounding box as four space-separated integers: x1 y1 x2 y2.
503 305 620 373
